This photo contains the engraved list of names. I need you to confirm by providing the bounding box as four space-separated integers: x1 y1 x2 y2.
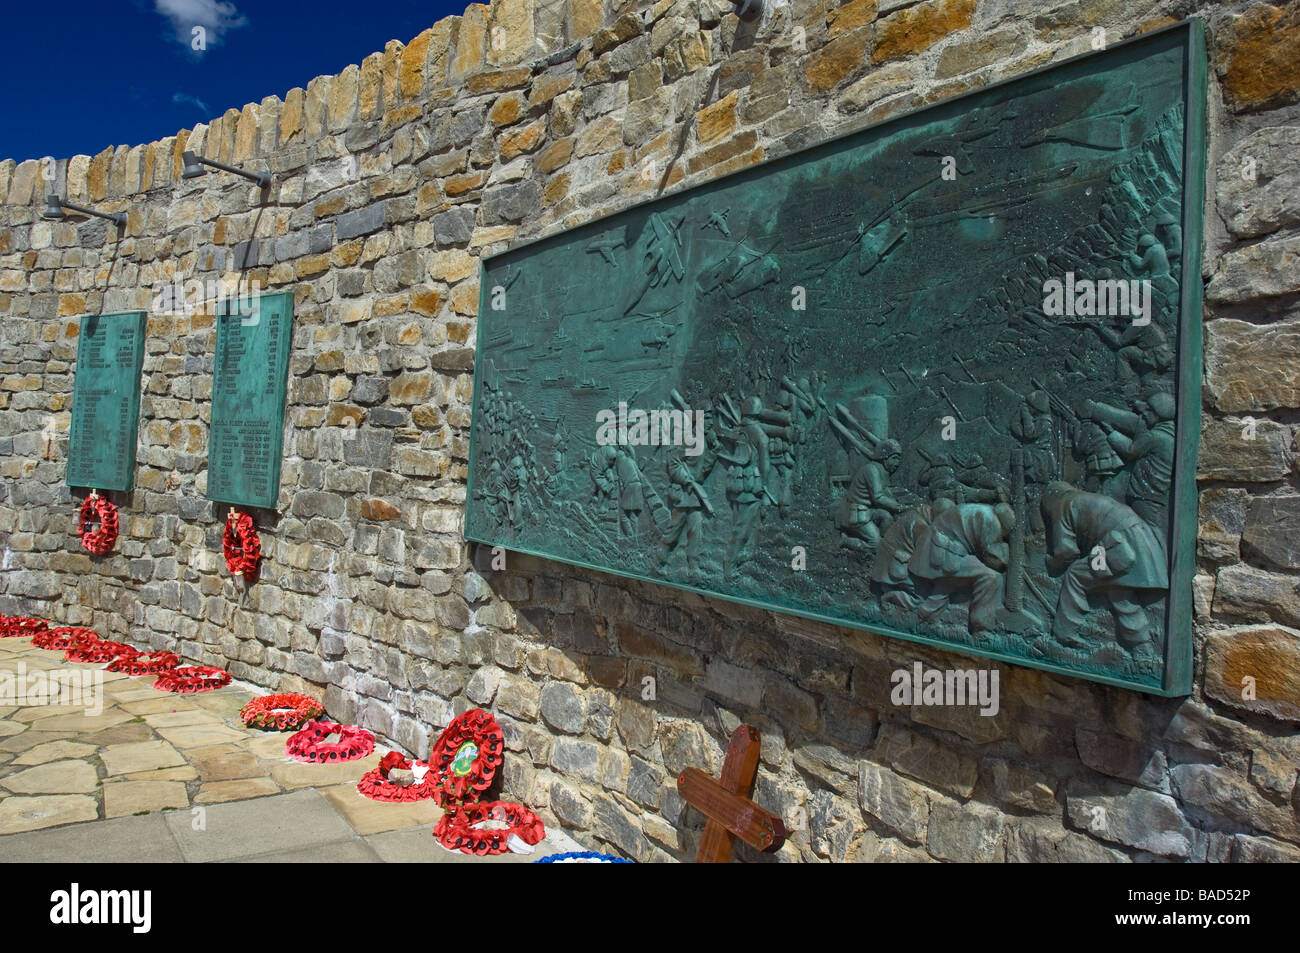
207 291 293 509
66 311 147 491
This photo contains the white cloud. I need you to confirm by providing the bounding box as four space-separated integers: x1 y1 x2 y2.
172 92 210 114
154 0 248 51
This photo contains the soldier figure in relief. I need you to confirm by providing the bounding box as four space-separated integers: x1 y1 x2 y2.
1010 390 1057 486
839 439 905 553
759 392 800 518
589 444 620 521
1039 482 1168 651
503 455 529 525
661 456 713 575
1075 317 1174 393
718 432 768 575
482 459 508 524
1087 390 1176 529
870 495 957 611
615 447 665 539
1068 406 1125 491
908 502 1016 634
918 450 1004 505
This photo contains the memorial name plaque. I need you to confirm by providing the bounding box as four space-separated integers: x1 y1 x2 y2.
466 23 1206 694
207 290 293 510
66 310 147 491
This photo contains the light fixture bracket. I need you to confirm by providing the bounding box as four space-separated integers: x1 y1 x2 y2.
180 151 272 190
42 195 127 229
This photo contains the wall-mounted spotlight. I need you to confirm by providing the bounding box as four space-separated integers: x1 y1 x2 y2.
730 0 762 21
180 151 272 190
42 195 127 229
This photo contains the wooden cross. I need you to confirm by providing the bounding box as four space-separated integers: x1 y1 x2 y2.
676 724 787 863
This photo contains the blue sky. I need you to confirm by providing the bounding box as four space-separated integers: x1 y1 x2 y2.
3 0 469 163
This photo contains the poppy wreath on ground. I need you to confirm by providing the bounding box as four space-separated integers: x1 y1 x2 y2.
240 693 325 731
65 639 139 664
57 629 105 658
285 720 375 763
31 626 91 650
1 616 49 638
429 708 505 804
78 493 119 556
535 851 632 864
108 650 180 675
433 800 546 856
222 509 261 577
154 666 232 694
357 751 438 803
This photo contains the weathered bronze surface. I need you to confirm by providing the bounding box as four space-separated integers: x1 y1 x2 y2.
66 310 147 491
466 23 1206 694
206 291 294 509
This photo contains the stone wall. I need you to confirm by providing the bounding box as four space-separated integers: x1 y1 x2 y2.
2 0 1298 862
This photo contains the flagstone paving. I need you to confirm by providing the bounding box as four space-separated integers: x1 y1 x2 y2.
0 638 583 862
13 741 97 765
2 760 100 794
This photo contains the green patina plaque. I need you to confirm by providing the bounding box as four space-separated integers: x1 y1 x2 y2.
466 23 1206 695
207 291 294 509
66 310 147 491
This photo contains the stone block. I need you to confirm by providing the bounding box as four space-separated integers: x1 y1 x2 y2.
1217 126 1300 238
858 760 929 843
1065 782 1192 858
1203 625 1300 722
539 680 587 734
336 203 387 240
874 722 979 798
1198 417 1291 482
873 0 976 64
1242 495 1300 569
1215 2 1300 111
550 736 600 781
1213 564 1300 628
1206 233 1300 304
926 795 1004 862
1206 317 1300 414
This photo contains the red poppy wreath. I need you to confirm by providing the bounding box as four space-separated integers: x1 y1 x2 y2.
78 493 119 556
2 616 50 639
240 693 325 731
222 509 261 577
53 629 104 656
429 708 505 804
285 720 375 763
357 751 438 802
108 650 180 675
154 666 232 694
65 639 139 664
433 800 546 856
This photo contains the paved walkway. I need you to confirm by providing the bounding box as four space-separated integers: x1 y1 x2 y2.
0 637 582 862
